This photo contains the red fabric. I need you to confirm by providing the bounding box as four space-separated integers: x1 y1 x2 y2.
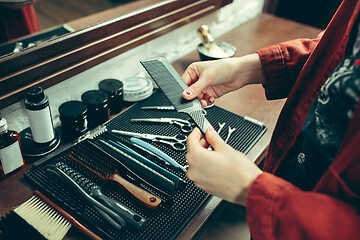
0 5 40 43
246 0 360 239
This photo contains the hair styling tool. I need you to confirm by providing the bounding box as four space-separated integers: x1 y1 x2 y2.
86 139 172 199
46 163 125 231
68 151 161 209
130 137 187 173
106 139 184 184
32 190 102 240
32 125 107 168
105 130 171 166
110 129 187 151
140 56 214 135
46 162 147 230
98 139 178 193
0 194 72 240
131 118 193 133
77 125 107 143
141 106 175 110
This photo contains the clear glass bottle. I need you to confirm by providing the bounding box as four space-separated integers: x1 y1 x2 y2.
0 113 25 178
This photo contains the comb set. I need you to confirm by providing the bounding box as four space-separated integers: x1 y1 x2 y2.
20 57 267 240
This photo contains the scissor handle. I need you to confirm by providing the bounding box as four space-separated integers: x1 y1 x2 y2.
153 139 186 151
173 134 187 142
180 125 192 133
170 121 192 133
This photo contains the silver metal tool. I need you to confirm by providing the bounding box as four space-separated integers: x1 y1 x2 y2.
140 57 213 135
224 126 236 143
110 129 187 151
131 118 193 133
142 105 208 115
141 106 175 110
217 122 226 136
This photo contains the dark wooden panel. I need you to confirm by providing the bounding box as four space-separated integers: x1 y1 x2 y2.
0 0 232 109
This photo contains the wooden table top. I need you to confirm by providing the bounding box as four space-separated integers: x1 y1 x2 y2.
0 13 321 240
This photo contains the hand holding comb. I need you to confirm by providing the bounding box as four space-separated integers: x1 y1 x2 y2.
69 151 161 209
140 57 214 135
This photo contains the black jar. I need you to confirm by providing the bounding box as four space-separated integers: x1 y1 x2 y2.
81 90 109 129
98 79 124 115
58 101 88 141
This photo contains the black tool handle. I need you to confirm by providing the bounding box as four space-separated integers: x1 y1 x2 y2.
46 165 126 230
90 187 146 230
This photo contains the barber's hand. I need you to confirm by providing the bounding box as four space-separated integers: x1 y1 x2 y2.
181 53 264 107
186 127 263 206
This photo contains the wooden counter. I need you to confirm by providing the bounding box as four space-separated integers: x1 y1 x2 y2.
0 13 321 240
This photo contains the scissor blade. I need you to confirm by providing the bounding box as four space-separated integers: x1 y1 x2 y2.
132 118 191 125
142 106 175 110
110 129 143 138
131 118 169 123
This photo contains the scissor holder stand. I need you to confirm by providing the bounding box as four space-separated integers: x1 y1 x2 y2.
25 90 267 240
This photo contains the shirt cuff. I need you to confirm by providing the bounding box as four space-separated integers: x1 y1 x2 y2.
246 172 294 240
257 45 289 100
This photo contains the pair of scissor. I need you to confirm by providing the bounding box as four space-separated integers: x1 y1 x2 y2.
131 118 194 133
109 129 187 151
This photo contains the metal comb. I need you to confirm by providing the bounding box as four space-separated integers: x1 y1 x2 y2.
140 57 213 135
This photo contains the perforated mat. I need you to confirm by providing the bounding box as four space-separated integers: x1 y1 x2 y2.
25 90 267 240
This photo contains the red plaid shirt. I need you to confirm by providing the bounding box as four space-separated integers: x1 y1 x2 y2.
247 0 360 239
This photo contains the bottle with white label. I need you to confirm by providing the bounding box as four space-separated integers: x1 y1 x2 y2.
24 86 55 143
0 113 25 177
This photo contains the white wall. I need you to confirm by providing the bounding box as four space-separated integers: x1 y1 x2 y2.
1 0 264 132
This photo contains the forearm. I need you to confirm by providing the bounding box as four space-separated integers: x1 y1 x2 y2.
229 53 265 86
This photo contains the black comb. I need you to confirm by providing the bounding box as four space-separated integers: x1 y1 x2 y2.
140 57 214 135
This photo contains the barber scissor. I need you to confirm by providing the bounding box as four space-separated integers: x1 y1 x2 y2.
131 118 194 133
110 129 187 151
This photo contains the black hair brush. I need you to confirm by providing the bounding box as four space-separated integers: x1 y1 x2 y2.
46 162 147 231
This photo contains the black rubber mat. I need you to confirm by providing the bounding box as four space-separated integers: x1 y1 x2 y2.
25 90 267 240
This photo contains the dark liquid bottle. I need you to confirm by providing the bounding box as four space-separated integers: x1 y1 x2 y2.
0 113 25 178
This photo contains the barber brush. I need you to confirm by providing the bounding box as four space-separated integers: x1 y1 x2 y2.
68 149 161 209
0 194 71 240
0 189 103 240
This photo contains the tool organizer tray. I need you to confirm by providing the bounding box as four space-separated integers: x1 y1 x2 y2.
25 90 267 240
